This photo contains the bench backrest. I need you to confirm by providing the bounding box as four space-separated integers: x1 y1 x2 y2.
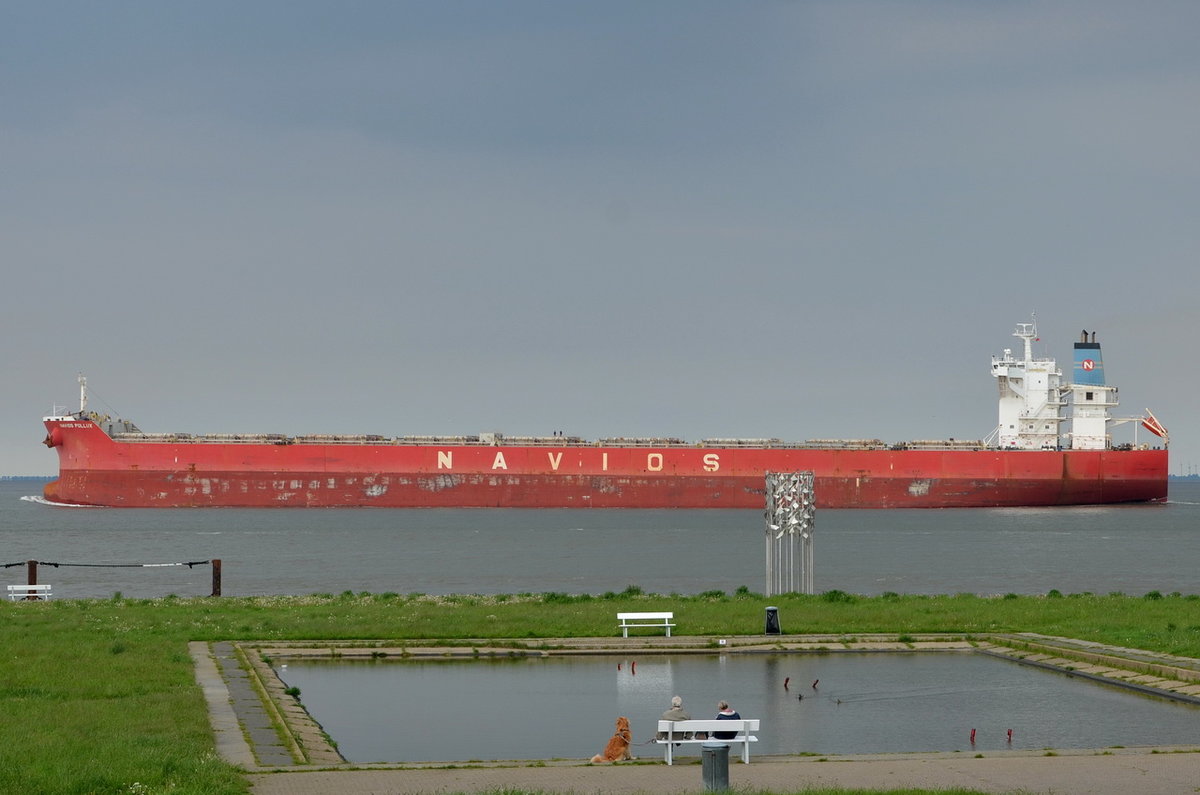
617 612 673 620
657 719 759 734
8 584 51 592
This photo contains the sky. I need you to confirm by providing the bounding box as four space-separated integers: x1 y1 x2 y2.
2 1 1197 476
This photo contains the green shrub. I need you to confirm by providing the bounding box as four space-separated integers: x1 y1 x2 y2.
821 590 856 604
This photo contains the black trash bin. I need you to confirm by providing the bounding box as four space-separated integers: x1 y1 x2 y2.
701 742 730 791
765 605 781 635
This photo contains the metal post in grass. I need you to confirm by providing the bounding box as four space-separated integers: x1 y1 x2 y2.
211 559 222 597
764 472 815 596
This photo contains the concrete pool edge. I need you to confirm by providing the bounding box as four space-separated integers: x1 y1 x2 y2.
239 746 1200 795
194 633 1200 773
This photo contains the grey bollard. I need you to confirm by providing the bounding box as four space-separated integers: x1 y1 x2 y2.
701 742 730 791
765 605 781 635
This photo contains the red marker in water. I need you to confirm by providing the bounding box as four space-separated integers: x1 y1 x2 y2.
970 728 976 744
631 661 636 675
1007 729 1013 742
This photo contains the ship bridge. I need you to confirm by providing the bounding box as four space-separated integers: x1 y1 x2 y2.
992 321 1063 450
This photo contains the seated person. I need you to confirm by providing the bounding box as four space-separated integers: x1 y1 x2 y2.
656 695 704 740
713 700 741 740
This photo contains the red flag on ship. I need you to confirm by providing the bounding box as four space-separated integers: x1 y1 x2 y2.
1142 410 1168 439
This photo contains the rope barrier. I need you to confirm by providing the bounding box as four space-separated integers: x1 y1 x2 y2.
4 560 210 568
6 559 223 596
35 560 211 569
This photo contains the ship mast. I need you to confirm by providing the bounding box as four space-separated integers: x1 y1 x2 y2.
1014 318 1037 364
78 374 88 415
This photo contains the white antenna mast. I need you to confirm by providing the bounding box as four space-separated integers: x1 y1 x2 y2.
78 373 88 414
1013 312 1038 365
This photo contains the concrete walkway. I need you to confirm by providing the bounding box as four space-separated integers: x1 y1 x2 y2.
245 747 1200 794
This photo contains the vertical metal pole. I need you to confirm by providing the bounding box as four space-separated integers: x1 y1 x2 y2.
807 533 814 594
765 528 774 597
789 530 797 594
774 534 780 596
211 559 222 597
779 530 785 595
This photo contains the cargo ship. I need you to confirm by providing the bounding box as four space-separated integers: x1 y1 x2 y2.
42 321 1168 508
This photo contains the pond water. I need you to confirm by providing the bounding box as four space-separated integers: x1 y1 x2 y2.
274 652 1200 763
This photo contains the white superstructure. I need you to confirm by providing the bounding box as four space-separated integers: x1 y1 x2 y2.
991 321 1064 450
989 320 1154 452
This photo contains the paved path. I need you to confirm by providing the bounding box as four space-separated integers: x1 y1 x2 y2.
246 747 1200 794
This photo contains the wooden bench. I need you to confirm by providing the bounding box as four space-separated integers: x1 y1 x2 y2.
617 611 675 637
654 719 760 765
8 584 52 601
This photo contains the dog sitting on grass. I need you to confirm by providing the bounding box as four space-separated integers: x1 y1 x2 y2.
590 715 634 762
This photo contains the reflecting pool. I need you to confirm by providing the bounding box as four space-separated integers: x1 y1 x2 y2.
275 652 1200 763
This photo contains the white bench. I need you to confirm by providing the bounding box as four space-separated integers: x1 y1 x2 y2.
654 719 759 765
8 584 52 601
617 611 675 637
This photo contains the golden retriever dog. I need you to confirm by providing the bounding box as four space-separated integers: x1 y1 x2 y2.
590 715 634 762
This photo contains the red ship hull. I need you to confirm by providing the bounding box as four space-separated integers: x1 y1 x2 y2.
42 419 1168 508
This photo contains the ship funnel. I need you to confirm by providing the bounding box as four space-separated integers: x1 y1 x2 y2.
1073 330 1104 386
1067 329 1119 450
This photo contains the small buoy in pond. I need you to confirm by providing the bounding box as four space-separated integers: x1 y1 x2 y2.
281 664 287 668
812 679 819 689
784 677 790 690
617 662 621 670
631 661 636 673
1007 729 1013 742
970 728 976 744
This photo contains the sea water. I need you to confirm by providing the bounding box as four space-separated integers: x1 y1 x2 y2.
3 479 1199 598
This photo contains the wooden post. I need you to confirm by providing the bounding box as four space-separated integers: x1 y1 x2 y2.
210 559 222 597
25 560 38 600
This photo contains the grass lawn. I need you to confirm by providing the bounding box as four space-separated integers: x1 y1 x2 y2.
3 586 1198 794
